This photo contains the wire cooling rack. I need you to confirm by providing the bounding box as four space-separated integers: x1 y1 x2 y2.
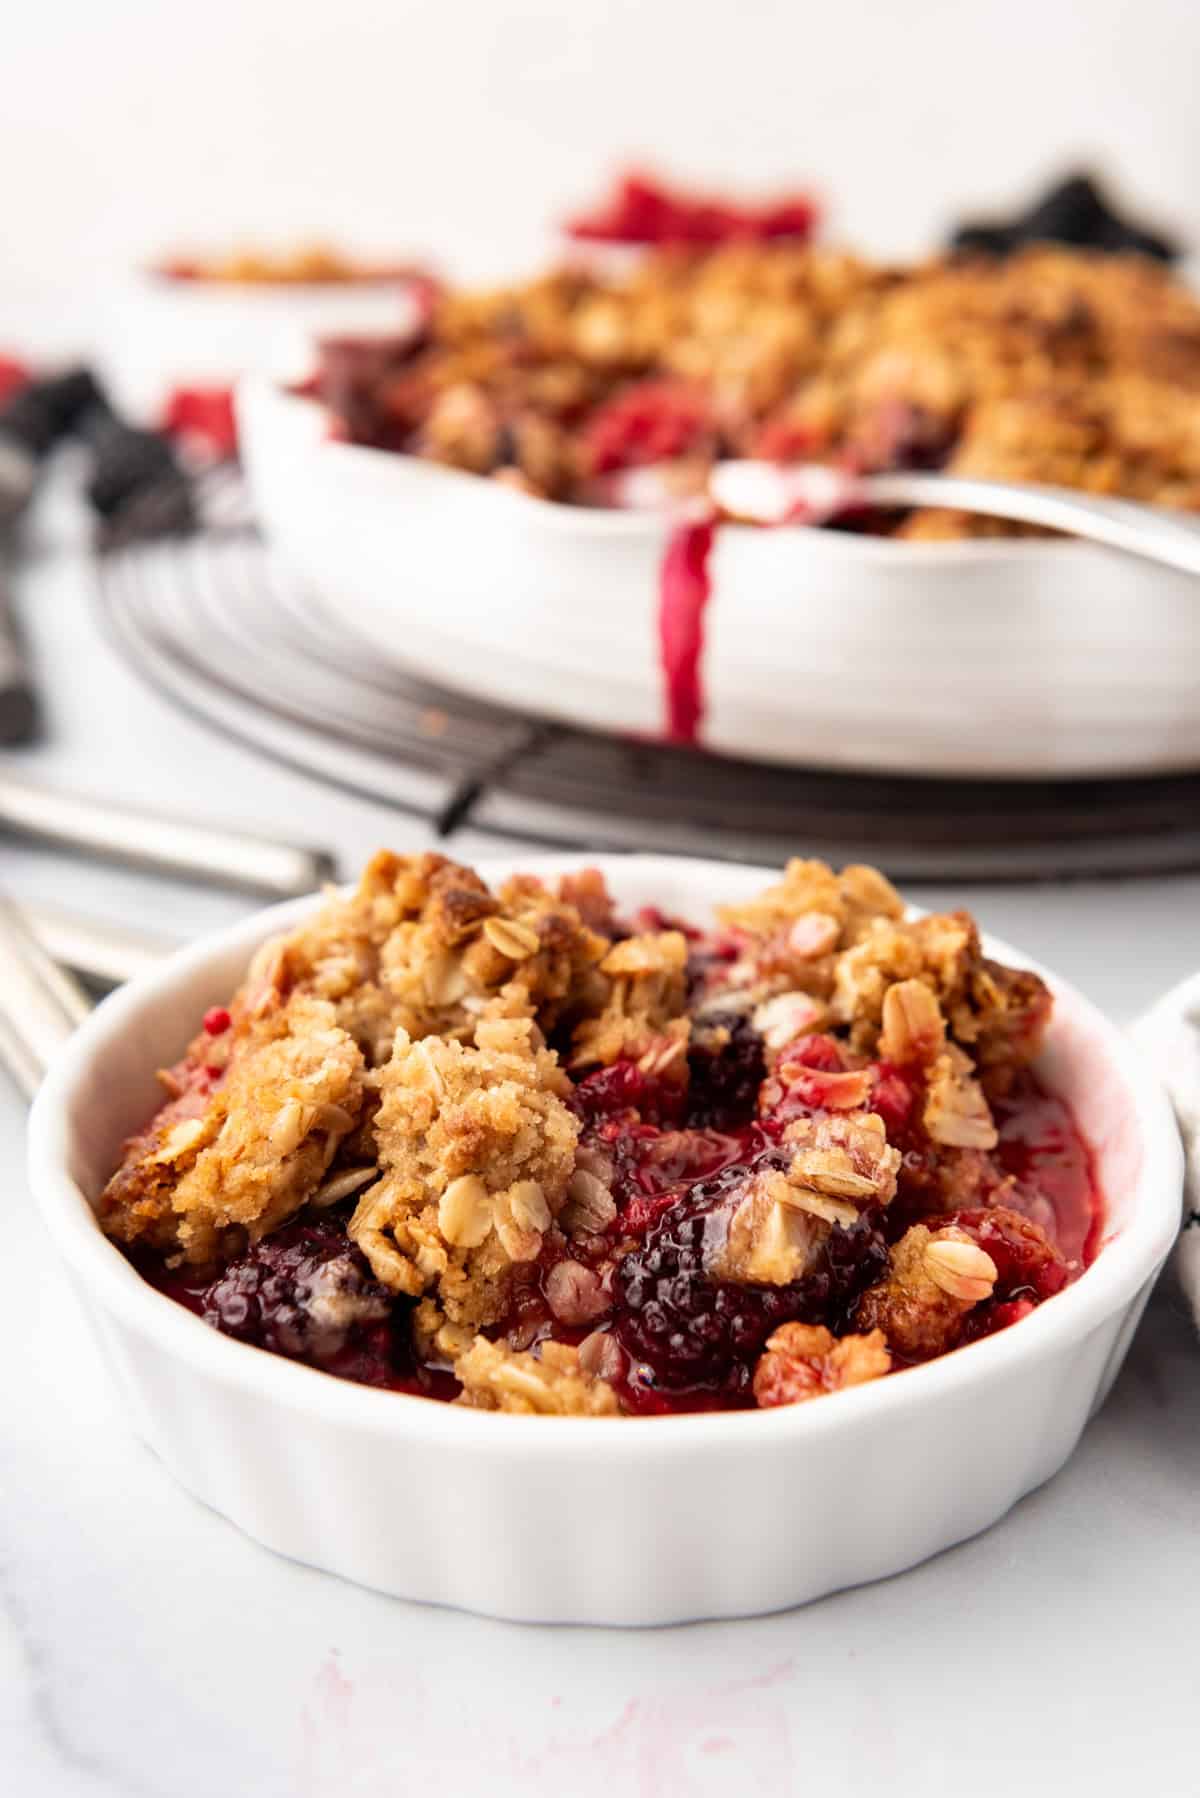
94 509 1200 879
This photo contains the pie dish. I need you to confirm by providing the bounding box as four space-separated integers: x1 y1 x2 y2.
28 853 1181 1622
238 370 1200 776
293 241 1200 521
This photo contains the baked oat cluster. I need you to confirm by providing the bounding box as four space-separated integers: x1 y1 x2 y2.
303 242 1200 533
102 853 1096 1416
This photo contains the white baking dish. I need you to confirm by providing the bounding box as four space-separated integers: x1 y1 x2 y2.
237 373 1200 779
27 855 1181 1625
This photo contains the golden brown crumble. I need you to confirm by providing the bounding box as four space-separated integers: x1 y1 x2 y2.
570 929 690 1074
452 1335 621 1415
101 994 366 1263
720 858 904 968
697 860 908 1048
248 850 607 1065
348 1016 579 1326
753 1323 891 1407
855 1224 998 1360
307 241 1200 529
830 908 1050 1083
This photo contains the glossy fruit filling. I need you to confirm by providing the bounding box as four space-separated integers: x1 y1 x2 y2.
132 998 1101 1414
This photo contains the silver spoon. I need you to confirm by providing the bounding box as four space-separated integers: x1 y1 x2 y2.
708 461 1200 575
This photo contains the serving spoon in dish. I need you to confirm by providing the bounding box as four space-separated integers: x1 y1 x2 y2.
708 461 1200 575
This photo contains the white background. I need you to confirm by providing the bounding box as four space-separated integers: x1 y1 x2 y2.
6 0 1200 287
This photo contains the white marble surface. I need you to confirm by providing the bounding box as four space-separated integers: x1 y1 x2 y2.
3 502 1200 1795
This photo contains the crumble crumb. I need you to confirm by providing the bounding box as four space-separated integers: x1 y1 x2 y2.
716 859 905 997
831 907 1050 1082
854 1223 998 1359
349 1016 579 1326
453 1335 621 1415
247 850 609 1064
100 995 366 1263
753 1322 891 1407
571 929 690 1071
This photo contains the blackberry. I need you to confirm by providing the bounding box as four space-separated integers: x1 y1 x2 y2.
685 1012 766 1130
950 172 1176 263
613 1165 889 1393
201 1221 399 1367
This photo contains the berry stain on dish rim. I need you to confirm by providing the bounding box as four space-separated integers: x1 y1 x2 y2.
658 464 858 743
97 851 1102 1419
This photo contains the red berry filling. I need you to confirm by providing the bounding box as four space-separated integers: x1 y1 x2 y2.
583 380 714 476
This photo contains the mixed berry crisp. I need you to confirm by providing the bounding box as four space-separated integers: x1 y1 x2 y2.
300 240 1200 530
101 853 1099 1416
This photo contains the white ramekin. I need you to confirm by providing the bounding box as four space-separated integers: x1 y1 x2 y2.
27 855 1182 1625
101 273 422 420
236 373 1200 780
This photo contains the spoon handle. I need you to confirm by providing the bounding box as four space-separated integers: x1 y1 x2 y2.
862 472 1200 576
0 891 91 1100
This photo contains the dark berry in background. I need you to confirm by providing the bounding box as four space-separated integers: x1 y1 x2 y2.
950 171 1178 262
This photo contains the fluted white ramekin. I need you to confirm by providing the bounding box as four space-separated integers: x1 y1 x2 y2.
237 373 1200 779
27 856 1182 1625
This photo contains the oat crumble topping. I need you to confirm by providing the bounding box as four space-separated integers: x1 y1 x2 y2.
301 243 1200 529
103 853 1098 1415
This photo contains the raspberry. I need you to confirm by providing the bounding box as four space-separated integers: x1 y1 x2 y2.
613 1159 888 1393
202 1006 232 1035
566 171 818 246
571 1060 684 1126
583 379 714 476
870 1062 919 1137
946 1205 1068 1300
776 1032 846 1073
162 385 239 459
0 355 29 405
